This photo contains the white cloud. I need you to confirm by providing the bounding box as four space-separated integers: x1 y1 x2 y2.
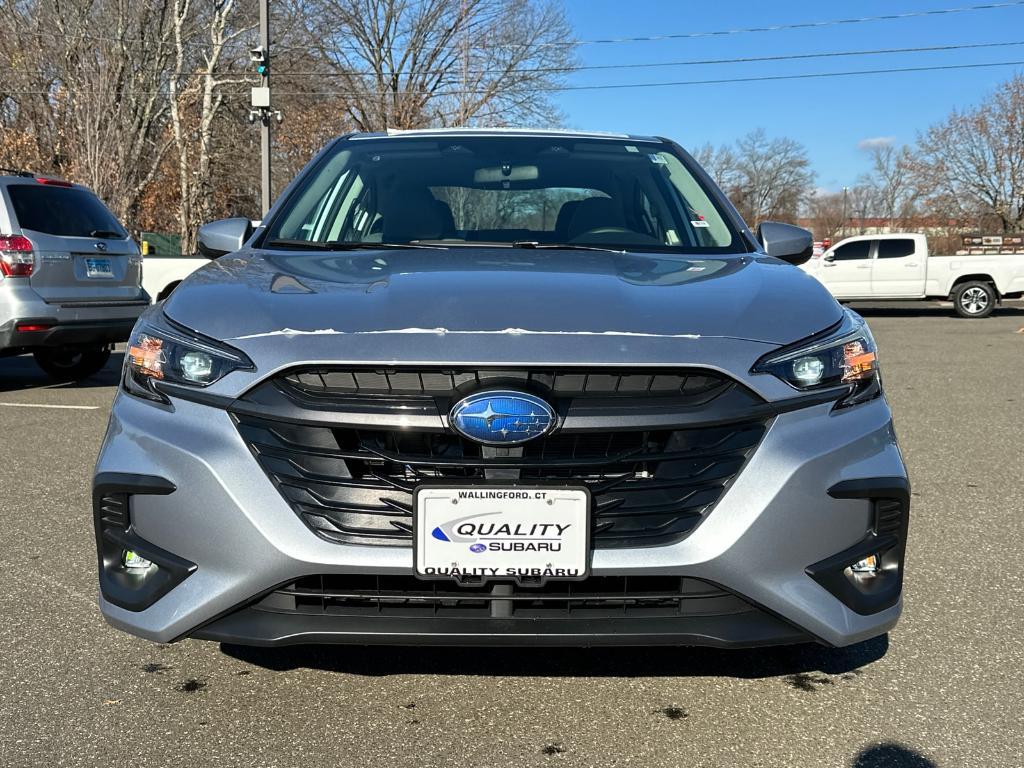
858 136 895 150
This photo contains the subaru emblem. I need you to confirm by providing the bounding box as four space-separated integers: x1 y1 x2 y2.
93 241 108 252
449 390 555 445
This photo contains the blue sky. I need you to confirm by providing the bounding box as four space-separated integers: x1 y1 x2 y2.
559 0 1024 191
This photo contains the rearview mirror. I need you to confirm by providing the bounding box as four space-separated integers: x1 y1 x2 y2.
756 222 813 266
197 217 253 259
473 165 539 183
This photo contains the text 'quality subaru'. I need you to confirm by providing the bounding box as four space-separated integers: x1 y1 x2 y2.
94 129 909 648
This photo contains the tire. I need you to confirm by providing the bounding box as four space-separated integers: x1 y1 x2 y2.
33 346 112 382
157 281 181 302
953 280 996 319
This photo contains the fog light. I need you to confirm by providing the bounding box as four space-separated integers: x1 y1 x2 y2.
850 554 879 574
791 356 825 385
123 550 154 571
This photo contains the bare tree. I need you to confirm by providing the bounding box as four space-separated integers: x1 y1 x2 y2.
295 0 576 131
0 0 176 223
846 184 877 234
913 74 1024 232
691 142 737 189
1 0 579 245
726 128 814 225
168 0 256 253
857 143 916 230
805 191 846 242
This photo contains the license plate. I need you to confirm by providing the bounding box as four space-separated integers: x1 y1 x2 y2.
414 486 590 582
84 257 113 279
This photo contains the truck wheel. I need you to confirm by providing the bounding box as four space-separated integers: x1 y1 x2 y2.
33 346 112 382
953 281 996 318
157 281 181 301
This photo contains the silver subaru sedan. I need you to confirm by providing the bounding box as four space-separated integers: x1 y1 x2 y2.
93 129 909 649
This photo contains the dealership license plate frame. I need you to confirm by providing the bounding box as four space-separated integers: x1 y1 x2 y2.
83 257 113 279
413 483 592 584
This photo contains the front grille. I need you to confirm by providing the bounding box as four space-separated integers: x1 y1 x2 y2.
280 367 731 400
233 366 770 549
256 574 757 619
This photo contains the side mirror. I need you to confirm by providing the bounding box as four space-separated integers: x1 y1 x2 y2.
197 217 253 259
823 253 835 263
756 222 814 266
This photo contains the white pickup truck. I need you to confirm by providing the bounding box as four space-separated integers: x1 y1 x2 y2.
141 253 210 303
801 233 1024 318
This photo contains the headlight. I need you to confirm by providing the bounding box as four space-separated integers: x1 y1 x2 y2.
124 312 253 403
752 309 881 409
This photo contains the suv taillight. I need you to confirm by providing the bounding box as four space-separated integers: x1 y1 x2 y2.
0 235 34 276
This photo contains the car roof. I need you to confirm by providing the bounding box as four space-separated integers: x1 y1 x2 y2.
348 127 665 143
0 173 85 190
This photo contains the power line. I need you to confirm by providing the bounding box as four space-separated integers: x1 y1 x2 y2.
2 39 1018 90
7 0 1024 53
5 59 1024 100
6 58 1024 101
261 59 1024 95
253 60 1024 95
271 39 1024 78
545 59 1024 92
559 0 1024 47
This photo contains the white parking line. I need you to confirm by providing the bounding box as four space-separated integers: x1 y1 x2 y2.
0 402 99 410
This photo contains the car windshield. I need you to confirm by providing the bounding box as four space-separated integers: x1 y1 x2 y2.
262 135 741 253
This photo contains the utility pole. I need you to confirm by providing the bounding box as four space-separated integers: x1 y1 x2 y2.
259 0 271 215
841 186 849 239
249 0 279 216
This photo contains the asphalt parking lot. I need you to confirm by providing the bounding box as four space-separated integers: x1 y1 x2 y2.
1 302 1022 768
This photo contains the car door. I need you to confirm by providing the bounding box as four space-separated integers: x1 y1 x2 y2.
870 237 926 297
819 239 873 298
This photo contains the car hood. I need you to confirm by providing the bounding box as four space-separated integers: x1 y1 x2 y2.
165 247 841 355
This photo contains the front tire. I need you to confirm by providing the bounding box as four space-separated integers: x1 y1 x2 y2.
953 281 996 318
33 346 111 382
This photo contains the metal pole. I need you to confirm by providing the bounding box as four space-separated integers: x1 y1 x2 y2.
259 0 272 216
842 186 848 239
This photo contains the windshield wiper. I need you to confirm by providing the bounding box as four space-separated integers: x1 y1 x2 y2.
89 229 125 239
511 241 626 254
264 239 446 251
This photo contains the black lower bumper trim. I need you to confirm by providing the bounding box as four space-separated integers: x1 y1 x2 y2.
807 476 910 615
93 472 196 612
191 605 811 648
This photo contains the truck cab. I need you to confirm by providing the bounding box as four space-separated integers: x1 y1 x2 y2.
803 233 928 300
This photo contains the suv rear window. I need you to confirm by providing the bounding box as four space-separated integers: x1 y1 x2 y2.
7 184 126 238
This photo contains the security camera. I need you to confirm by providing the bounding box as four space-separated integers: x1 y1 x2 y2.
249 46 266 63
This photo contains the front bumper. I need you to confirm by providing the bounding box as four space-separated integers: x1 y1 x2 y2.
94 385 908 648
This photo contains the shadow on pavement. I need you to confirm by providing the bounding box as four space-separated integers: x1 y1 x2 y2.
221 633 888 679
0 351 123 392
852 743 937 767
